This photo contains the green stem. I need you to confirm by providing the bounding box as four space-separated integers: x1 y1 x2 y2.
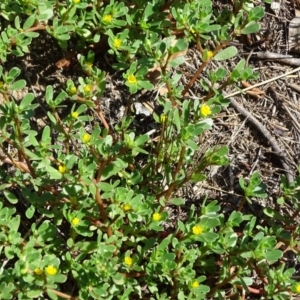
160 53 176 106
207 270 239 297
14 117 36 177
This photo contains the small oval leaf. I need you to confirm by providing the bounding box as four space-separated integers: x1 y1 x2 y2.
4 190 18 204
213 46 238 61
241 22 260 34
169 198 185 206
265 249 282 261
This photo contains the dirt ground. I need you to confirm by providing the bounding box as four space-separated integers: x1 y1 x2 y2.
1 0 300 299
2 0 300 253
3 0 297 210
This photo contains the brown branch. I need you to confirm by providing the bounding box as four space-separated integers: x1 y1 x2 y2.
95 186 112 237
48 289 77 300
26 25 48 32
182 59 210 96
182 41 229 96
0 155 31 173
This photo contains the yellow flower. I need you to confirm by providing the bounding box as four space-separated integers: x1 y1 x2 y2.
207 51 214 59
127 74 137 84
160 114 167 123
85 62 93 69
103 14 113 23
69 86 77 95
71 111 79 119
113 38 122 49
152 212 161 221
73 0 80 3
191 281 199 288
71 217 80 226
70 196 77 204
192 225 204 235
34 268 43 275
295 283 300 293
58 165 66 174
124 256 132 266
45 265 57 276
84 84 92 93
123 203 131 212
200 104 211 117
82 133 91 143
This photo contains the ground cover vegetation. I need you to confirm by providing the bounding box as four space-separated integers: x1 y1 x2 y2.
0 0 300 299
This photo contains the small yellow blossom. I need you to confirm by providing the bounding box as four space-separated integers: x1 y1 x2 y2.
192 225 204 235
160 114 167 123
127 74 137 84
45 265 57 276
124 256 132 266
295 283 300 293
191 281 199 288
152 212 162 221
200 104 211 117
58 165 66 174
69 86 77 95
113 38 122 49
207 51 214 59
123 203 131 212
82 133 91 143
34 268 43 275
70 196 77 204
84 84 92 93
73 0 80 3
71 111 79 119
85 62 93 69
71 217 80 226
103 14 113 23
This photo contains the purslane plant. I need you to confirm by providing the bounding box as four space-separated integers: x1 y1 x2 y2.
1 0 300 299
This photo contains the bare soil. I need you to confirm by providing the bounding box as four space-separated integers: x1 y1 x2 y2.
1 0 300 299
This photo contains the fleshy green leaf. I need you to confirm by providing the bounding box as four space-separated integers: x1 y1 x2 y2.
241 22 260 34
20 93 35 110
23 15 36 30
25 205 35 219
4 190 18 204
9 79 26 91
264 249 282 261
169 198 185 206
213 46 238 61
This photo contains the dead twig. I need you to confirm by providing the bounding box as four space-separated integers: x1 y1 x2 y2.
241 80 265 98
287 83 300 97
199 70 296 184
254 51 300 66
227 65 300 98
225 95 294 184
